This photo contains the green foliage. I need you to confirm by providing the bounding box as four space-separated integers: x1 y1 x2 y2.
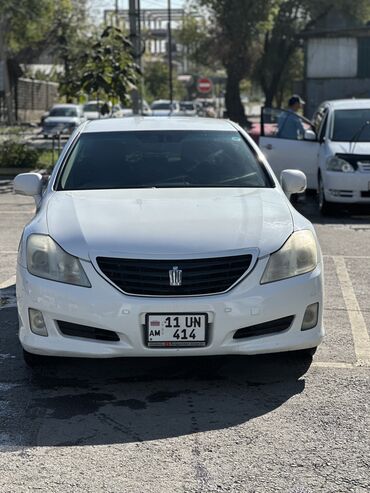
0 140 40 168
176 14 217 72
54 2 93 101
144 62 186 102
199 0 276 125
57 25 140 105
79 26 139 104
0 0 56 54
255 0 370 106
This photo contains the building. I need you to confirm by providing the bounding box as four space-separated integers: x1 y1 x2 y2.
302 11 370 117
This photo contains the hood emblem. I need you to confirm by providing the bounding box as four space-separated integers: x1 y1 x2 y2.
169 266 182 286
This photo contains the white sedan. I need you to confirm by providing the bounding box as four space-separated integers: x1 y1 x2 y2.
14 117 324 367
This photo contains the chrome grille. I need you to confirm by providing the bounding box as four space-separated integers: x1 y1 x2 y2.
358 162 370 173
97 255 253 296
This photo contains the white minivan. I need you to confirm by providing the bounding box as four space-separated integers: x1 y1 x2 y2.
259 99 370 214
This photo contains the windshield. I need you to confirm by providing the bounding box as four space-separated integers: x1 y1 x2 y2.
59 130 272 190
332 109 370 142
152 103 172 110
83 103 100 112
180 103 195 110
49 107 78 117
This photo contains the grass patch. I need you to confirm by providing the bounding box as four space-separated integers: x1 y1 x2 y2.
37 149 56 171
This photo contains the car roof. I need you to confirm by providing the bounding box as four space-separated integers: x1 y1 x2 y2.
323 99 370 110
82 117 236 133
52 104 80 109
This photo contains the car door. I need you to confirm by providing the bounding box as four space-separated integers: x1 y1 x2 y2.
259 107 320 189
315 107 330 181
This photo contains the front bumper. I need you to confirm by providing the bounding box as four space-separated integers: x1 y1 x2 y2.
324 170 370 203
16 257 324 358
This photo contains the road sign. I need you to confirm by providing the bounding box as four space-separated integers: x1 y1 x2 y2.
197 77 213 94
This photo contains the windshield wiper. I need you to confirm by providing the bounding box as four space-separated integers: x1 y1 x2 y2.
349 120 370 143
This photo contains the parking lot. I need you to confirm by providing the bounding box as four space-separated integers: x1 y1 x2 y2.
0 184 369 493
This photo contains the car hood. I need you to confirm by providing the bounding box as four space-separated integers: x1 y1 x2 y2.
46 188 293 260
328 141 370 154
44 116 79 124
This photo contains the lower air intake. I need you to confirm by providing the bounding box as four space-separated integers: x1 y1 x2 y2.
233 315 294 339
57 321 119 342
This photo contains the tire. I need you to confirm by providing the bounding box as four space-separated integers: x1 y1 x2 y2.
318 175 336 216
22 349 49 368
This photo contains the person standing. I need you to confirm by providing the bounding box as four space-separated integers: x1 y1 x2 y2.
277 95 305 139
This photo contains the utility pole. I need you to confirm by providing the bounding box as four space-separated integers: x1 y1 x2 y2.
167 0 173 109
129 0 141 114
115 0 119 28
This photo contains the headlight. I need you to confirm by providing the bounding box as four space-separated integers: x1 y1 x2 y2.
27 234 91 287
261 230 318 284
327 156 354 172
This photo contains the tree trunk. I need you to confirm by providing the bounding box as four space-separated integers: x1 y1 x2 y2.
264 90 274 109
225 65 249 127
0 20 14 124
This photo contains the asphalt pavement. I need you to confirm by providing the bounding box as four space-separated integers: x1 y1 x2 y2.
0 186 369 493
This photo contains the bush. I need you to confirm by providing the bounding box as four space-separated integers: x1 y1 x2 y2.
0 140 40 168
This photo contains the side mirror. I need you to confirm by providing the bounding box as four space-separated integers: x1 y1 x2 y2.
14 173 43 206
280 169 307 198
304 129 316 141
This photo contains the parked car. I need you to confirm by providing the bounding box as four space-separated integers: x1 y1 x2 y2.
83 101 112 120
42 104 85 138
14 117 324 367
258 99 370 214
151 100 180 116
112 100 152 117
179 101 198 117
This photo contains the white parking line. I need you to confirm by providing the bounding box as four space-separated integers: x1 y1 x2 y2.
0 210 34 214
324 255 370 259
0 251 18 254
332 256 370 366
312 361 355 369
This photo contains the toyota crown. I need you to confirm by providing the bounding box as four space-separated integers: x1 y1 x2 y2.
14 117 324 366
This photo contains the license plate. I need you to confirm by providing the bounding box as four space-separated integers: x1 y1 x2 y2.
146 313 207 348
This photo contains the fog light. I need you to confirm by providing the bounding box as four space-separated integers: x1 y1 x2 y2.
29 308 48 336
301 303 319 331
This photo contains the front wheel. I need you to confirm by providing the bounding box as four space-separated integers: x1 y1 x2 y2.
318 175 336 215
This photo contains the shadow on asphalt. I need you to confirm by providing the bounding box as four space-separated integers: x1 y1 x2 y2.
0 306 311 448
294 192 370 224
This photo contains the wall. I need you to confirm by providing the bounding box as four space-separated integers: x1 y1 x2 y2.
16 78 59 122
307 38 357 78
0 77 59 123
305 78 370 118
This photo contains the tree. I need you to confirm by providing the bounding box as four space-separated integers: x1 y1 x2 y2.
0 0 58 122
79 26 140 105
255 0 370 108
144 61 186 103
199 0 276 127
55 1 91 102
0 0 56 53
